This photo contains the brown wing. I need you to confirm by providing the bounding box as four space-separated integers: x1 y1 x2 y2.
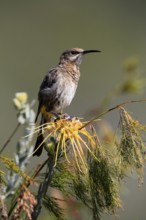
35 68 58 123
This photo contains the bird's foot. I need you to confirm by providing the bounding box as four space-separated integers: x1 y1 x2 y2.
50 112 78 121
50 112 62 121
62 113 78 121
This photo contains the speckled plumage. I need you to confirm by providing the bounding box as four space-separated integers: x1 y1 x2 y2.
33 48 100 156
36 64 80 117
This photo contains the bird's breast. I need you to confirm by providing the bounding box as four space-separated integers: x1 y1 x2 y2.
55 79 77 111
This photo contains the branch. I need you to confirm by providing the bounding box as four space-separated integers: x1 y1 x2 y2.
0 123 20 155
80 99 146 130
31 155 55 220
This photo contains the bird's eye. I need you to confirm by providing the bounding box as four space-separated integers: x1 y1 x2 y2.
71 51 78 55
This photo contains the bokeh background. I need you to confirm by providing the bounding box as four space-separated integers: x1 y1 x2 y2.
1 1 146 219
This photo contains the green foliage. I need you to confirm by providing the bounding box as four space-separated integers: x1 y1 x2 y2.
0 170 5 185
87 147 121 216
118 107 146 181
50 163 75 197
0 156 31 182
43 195 66 220
72 168 91 209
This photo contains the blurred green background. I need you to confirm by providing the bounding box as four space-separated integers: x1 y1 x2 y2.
1 1 146 219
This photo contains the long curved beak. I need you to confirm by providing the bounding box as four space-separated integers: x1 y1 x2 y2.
83 49 101 54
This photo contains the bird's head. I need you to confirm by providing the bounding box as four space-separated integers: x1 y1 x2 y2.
59 48 101 66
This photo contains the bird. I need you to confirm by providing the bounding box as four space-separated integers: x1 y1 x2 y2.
33 48 101 156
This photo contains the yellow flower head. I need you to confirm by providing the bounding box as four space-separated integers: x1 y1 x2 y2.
32 116 97 173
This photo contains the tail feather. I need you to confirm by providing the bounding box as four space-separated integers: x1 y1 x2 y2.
33 115 45 157
35 104 41 123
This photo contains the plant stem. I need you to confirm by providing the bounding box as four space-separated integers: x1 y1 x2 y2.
80 99 146 130
31 155 55 220
0 123 20 155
